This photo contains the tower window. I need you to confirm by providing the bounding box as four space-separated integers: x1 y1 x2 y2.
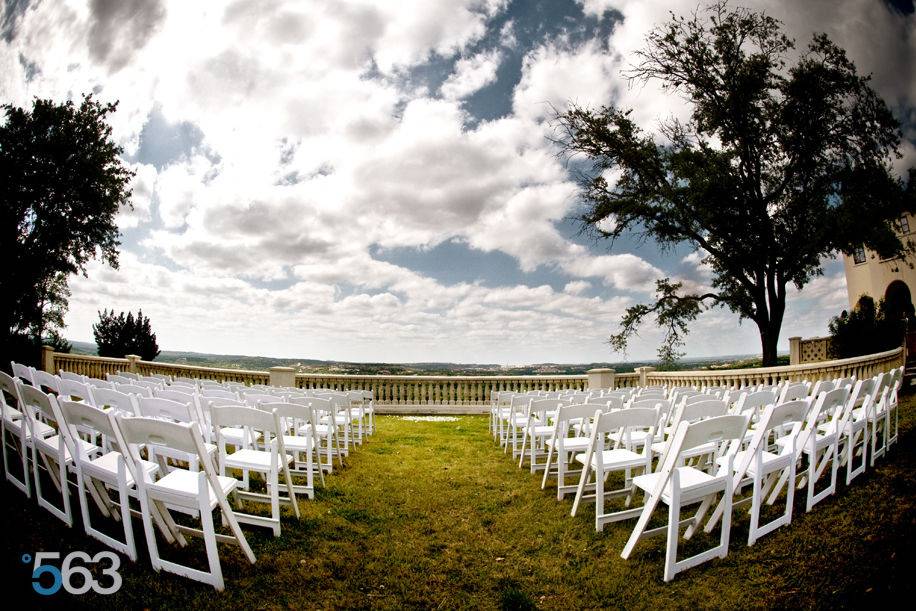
853 245 866 264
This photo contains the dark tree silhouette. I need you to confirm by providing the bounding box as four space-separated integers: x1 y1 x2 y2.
0 94 133 367
828 296 905 359
557 2 915 365
93 309 161 361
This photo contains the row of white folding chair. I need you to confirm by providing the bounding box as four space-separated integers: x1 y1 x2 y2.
3 379 301 589
562 387 855 579
564 401 751 580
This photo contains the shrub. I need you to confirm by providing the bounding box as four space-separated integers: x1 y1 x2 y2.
93 309 161 361
828 295 905 359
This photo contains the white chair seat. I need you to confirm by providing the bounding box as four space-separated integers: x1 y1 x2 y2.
575 448 644 469
37 435 97 463
530 425 553 436
86 451 158 485
3 406 23 423
633 466 722 503
777 431 835 453
219 427 262 445
281 435 313 452
150 470 237 508
298 423 332 435
20 419 56 439
715 448 791 476
651 439 717 458
546 436 590 451
225 448 293 471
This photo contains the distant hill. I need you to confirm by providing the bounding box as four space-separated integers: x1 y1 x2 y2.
68 340 788 375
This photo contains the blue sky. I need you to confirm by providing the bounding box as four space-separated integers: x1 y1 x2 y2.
2 0 914 364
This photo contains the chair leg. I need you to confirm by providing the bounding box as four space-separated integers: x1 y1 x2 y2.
663 498 680 582
198 478 225 591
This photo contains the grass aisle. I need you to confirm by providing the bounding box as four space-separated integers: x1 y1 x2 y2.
2 408 916 609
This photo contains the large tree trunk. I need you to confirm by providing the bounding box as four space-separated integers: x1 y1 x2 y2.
759 325 780 367
757 292 785 367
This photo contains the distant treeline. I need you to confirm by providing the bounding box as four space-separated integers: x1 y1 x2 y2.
68 340 787 375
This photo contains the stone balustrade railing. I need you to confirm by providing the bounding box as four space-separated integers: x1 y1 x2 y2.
45 345 903 405
47 350 269 385
643 347 903 388
293 373 593 405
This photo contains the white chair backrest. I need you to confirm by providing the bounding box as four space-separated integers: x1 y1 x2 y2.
87 377 114 389
0 370 23 414
58 379 96 405
136 396 196 424
117 416 208 461
115 382 153 398
243 393 281 407
803 387 849 442
19 384 63 431
11 362 35 385
810 379 835 398
91 387 140 416
201 388 238 400
778 382 809 403
107 374 131 384
32 370 61 394
156 388 198 403
732 390 776 418
59 370 88 383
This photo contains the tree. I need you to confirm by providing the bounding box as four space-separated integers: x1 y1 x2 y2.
557 2 915 365
0 94 133 367
828 295 905 359
93 309 161 361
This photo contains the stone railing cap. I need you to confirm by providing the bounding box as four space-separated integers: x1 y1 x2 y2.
587 368 615 373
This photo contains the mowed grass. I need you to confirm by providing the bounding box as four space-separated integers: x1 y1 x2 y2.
2 401 916 609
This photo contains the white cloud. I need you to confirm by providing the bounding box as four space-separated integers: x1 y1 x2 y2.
4 1 909 363
440 49 502 100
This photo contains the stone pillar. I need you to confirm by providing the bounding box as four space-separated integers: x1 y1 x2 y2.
586 368 616 390
635 366 656 387
269 366 296 388
125 354 141 373
788 336 801 366
41 345 55 373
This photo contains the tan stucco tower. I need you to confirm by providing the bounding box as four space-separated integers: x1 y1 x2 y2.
843 213 916 312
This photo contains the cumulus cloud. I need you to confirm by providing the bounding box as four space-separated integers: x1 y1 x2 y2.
87 0 167 72
2 1 911 362
440 49 502 100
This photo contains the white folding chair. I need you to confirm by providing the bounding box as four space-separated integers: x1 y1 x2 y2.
703 400 810 545
1 371 47 496
116 415 256 590
571 407 659 530
517 398 564 471
771 387 848 512
211 405 300 536
293 397 343 472
57 399 171 561
621 414 749 581
20 384 98 526
540 402 603 499
260 401 325 499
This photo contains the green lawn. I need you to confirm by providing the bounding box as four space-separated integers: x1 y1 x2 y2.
2 403 915 609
